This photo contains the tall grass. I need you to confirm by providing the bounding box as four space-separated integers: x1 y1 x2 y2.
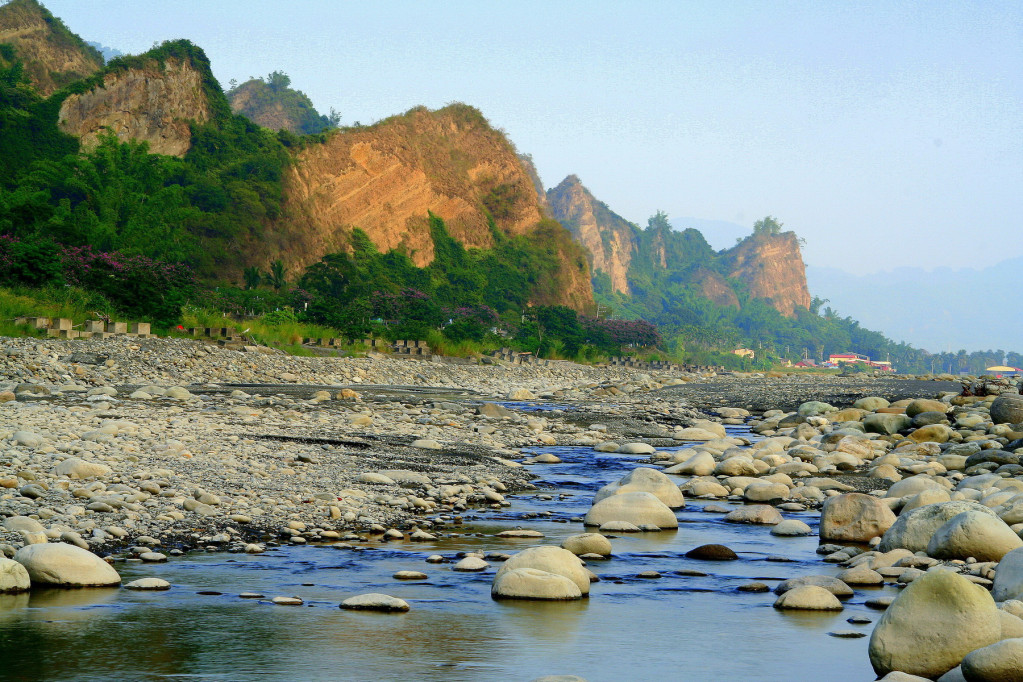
0 286 123 337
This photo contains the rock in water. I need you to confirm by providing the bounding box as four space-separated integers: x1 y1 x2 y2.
583 491 678 529
124 578 171 591
0 558 31 593
685 544 738 561
339 593 410 612
493 546 591 595
592 467 685 508
773 585 843 611
14 543 121 587
491 567 583 601
819 493 897 542
868 570 1001 679
561 533 612 557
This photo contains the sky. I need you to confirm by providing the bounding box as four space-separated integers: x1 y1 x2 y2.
40 0 1023 275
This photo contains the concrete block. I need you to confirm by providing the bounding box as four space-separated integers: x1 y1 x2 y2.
106 322 128 334
52 318 73 330
129 322 150 335
84 320 106 333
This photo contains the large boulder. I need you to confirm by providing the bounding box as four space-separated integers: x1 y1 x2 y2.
54 458 111 479
990 395 1023 425
773 585 843 611
670 451 716 476
491 568 583 601
820 493 897 543
592 467 685 508
14 543 121 587
992 547 1023 602
723 505 782 525
880 501 999 553
0 558 30 593
560 533 612 557
905 399 949 418
864 413 912 435
775 575 853 598
926 510 1023 562
493 546 592 595
868 570 1002 679
960 638 1023 682
583 492 678 529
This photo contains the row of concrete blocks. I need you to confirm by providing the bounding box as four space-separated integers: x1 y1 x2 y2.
304 337 346 347
182 327 238 339
16 316 152 338
394 346 431 356
487 349 549 367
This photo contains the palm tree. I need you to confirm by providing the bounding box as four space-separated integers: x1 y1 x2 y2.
267 260 287 291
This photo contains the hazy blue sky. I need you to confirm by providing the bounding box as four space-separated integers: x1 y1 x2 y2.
43 0 1022 274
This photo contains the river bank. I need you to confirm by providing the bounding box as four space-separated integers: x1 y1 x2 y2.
0 335 960 555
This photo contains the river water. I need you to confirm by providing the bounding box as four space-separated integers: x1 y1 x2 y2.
0 428 888 681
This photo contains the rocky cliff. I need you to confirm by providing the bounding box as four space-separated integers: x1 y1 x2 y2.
723 231 812 317
547 174 811 318
227 75 333 135
0 0 103 96
275 104 593 311
57 53 211 157
546 175 638 295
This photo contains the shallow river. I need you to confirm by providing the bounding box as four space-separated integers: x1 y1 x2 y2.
0 427 889 681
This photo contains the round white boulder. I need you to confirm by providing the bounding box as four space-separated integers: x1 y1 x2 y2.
491 568 583 601
494 546 591 595
583 492 678 529
592 467 685 508
14 543 120 587
773 585 843 610
561 533 613 557
0 558 30 593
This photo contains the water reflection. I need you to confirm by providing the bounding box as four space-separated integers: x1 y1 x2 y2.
0 431 886 681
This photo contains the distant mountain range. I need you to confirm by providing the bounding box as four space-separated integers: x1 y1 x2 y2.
806 258 1022 353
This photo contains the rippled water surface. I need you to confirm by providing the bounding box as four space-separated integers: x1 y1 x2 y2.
0 429 888 681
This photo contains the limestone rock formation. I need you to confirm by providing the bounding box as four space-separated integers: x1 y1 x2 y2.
0 0 103 95
57 53 211 157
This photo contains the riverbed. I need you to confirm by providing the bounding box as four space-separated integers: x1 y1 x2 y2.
0 430 889 681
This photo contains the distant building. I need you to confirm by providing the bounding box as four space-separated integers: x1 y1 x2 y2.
794 359 817 368
828 352 869 365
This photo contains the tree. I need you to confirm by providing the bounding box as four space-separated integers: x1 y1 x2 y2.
266 70 291 92
753 216 783 235
267 259 287 290
243 266 262 290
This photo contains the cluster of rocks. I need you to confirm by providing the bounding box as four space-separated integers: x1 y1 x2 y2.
0 335 714 560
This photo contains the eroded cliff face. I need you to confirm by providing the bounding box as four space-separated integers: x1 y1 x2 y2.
276 105 592 310
692 267 739 308
0 0 103 96
57 57 210 156
723 232 811 317
547 175 637 294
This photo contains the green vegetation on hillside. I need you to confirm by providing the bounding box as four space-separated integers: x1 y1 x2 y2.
227 70 339 135
0 39 299 273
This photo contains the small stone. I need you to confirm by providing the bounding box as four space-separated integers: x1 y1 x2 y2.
393 571 428 580
340 593 410 612
124 578 171 591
